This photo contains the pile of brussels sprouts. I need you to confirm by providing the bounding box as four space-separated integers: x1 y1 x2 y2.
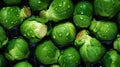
0 0 120 67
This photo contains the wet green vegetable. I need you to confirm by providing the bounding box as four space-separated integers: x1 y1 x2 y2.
0 6 31 29
58 47 80 67
94 0 120 18
35 40 60 64
73 1 93 28
20 17 47 43
51 22 76 46
102 50 120 67
90 19 118 40
5 38 30 61
74 30 106 65
40 0 73 22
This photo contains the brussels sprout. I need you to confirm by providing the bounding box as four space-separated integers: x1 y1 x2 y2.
14 61 32 67
40 0 73 22
0 26 8 48
3 0 21 5
0 6 31 29
20 17 47 43
94 0 120 18
113 35 120 52
5 38 30 61
73 15 91 28
74 1 93 19
0 55 6 67
74 30 106 63
29 0 52 11
90 19 118 40
35 40 60 65
102 50 120 67
51 22 76 46
58 47 80 67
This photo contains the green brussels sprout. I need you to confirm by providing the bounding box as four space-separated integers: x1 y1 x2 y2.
90 19 118 41
73 15 91 28
35 40 60 65
58 47 80 67
40 0 73 22
102 50 120 67
74 1 93 19
0 55 6 67
0 6 31 29
0 26 8 48
94 0 120 18
29 0 52 11
3 0 21 5
51 22 76 46
49 65 60 67
113 35 120 52
14 61 32 67
74 30 106 63
20 17 47 43
5 38 30 61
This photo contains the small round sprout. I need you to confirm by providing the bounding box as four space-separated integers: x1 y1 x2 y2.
29 0 52 11
40 0 74 22
0 6 31 29
51 22 76 46
74 1 93 19
0 55 6 67
102 50 120 67
73 15 91 28
5 38 30 61
113 35 120 52
3 0 21 5
74 30 106 63
94 0 120 18
35 40 60 65
20 17 47 43
90 19 118 41
58 47 80 67
14 61 32 67
0 26 8 48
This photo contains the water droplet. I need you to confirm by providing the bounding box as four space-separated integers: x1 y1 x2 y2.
59 4 62 7
59 34 62 37
38 1 41 3
66 32 70 36
68 5 70 8
53 35 56 39
80 17 83 19
24 34 26 36
31 35 35 37
27 33 30 36
11 22 14 23
81 12 83 14
5 20 8 22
